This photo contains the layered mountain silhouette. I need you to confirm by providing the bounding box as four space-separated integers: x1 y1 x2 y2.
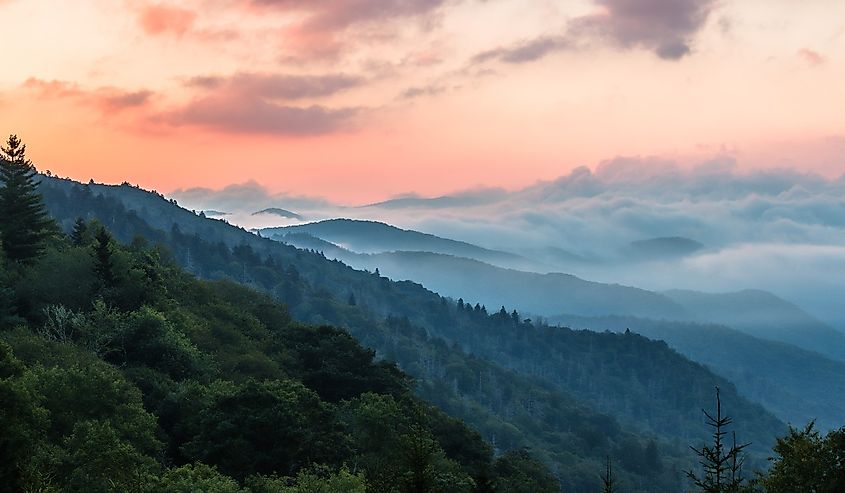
37 176 794 490
268 219 845 361
263 219 536 269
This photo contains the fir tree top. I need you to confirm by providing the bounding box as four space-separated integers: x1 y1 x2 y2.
0 134 55 263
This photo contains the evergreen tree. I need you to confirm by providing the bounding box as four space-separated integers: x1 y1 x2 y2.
687 387 749 493
0 135 54 263
602 456 616 493
93 227 115 288
71 217 88 246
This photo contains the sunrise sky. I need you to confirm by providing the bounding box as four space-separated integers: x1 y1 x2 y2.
1 0 843 203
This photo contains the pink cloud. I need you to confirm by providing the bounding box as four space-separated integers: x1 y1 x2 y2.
160 95 358 135
797 48 825 66
251 0 448 57
160 72 363 135
185 72 363 99
23 78 153 115
138 4 197 36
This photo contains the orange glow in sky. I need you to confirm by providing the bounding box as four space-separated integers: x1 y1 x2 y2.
1 0 843 203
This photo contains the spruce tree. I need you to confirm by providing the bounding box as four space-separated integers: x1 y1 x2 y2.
687 387 750 493
93 227 115 288
602 456 616 493
71 217 88 246
0 135 54 263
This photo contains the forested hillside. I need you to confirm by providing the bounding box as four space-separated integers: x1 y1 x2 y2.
663 289 845 361
2 229 570 492
32 176 793 490
1 139 842 491
552 314 845 431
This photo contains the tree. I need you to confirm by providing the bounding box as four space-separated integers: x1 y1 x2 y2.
158 463 244 493
70 217 88 246
0 134 54 263
180 379 346 479
0 342 48 493
687 387 749 493
758 422 845 493
246 465 366 493
93 227 115 288
601 456 615 493
492 449 560 493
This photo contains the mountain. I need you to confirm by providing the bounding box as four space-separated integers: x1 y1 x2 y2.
3 223 560 492
550 314 845 431
354 251 689 320
275 228 845 430
252 207 304 220
262 219 535 269
624 237 704 261
664 289 845 361
37 176 790 491
262 236 688 320
201 209 228 217
279 220 845 361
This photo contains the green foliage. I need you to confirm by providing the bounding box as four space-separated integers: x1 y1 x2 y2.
179 378 347 479
246 466 367 493
57 420 159 493
1 211 551 491
756 423 845 493
491 449 561 493
158 463 244 493
21 362 162 455
340 392 476 493
0 135 54 263
0 342 48 493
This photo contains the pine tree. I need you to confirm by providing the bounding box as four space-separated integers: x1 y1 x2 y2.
602 456 615 493
93 227 115 288
0 135 54 263
687 387 750 493
71 217 88 246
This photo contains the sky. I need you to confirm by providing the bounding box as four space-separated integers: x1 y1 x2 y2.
1 0 843 203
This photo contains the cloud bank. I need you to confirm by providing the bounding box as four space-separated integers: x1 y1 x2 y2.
170 157 845 326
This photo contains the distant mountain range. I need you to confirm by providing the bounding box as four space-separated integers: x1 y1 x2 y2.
663 289 845 361
38 176 794 489
263 219 539 270
271 218 845 362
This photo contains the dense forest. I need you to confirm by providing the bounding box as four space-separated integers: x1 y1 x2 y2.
0 137 559 492
3 135 845 492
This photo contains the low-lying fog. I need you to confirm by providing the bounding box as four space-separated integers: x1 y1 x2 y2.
172 157 845 329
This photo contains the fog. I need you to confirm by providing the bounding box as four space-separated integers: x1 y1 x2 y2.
171 157 845 328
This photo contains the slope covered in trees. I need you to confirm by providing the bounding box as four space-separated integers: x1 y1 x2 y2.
32 176 795 489
663 289 845 361
1 220 565 492
270 220 844 363
551 314 845 431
